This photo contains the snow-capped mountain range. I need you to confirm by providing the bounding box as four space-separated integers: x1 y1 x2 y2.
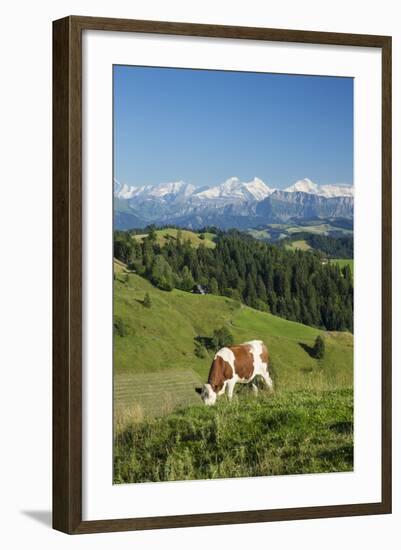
193 177 273 202
284 178 354 198
115 177 353 203
115 180 196 201
114 177 354 230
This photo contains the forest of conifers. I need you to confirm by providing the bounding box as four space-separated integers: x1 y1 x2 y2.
114 228 353 332
281 232 353 258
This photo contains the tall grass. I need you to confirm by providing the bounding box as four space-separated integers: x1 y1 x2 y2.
114 388 353 484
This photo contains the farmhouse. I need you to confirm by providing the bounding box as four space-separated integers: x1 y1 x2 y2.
191 284 208 295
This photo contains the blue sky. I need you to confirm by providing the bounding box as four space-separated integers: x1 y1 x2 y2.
113 65 353 189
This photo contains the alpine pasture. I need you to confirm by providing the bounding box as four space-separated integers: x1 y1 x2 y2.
133 228 216 249
113 256 353 483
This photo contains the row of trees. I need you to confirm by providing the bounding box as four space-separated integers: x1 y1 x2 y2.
280 233 353 259
114 229 353 331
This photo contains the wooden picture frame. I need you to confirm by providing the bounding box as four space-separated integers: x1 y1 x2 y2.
53 15 392 534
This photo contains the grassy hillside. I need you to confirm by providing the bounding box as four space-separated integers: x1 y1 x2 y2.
115 389 353 483
113 265 353 482
114 266 353 418
133 228 216 249
113 257 128 273
247 221 353 243
285 239 312 251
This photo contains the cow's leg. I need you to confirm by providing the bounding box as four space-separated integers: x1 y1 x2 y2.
251 382 259 395
261 371 274 391
226 380 236 401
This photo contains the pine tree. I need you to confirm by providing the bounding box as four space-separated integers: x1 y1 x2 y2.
257 276 267 302
269 290 278 315
143 238 154 272
245 273 258 308
212 326 234 350
147 225 157 241
150 255 174 291
209 277 219 295
143 292 152 308
181 265 195 292
313 335 325 359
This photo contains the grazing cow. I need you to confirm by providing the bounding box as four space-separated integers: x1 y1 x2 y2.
197 340 273 406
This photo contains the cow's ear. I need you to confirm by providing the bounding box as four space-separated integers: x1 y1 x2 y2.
195 387 202 395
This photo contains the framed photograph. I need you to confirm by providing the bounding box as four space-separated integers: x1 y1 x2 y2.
53 16 392 534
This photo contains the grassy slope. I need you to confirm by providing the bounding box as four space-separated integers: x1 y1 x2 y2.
113 257 128 273
133 228 216 249
114 267 353 416
247 228 272 240
113 266 354 482
247 222 353 241
114 389 353 483
285 223 353 236
285 239 312 252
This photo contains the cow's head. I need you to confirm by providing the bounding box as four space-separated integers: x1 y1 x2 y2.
196 383 217 406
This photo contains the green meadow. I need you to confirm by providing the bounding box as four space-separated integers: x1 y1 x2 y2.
113 265 353 483
284 239 312 252
114 389 353 483
133 228 216 249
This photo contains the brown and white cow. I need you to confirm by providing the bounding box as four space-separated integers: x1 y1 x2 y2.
198 340 273 406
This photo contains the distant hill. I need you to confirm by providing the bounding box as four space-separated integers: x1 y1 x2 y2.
132 228 216 249
285 239 312 252
247 219 353 243
281 233 353 259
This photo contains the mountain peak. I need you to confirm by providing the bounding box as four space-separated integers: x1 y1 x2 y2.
195 176 272 202
284 178 353 198
114 179 140 199
243 177 274 200
318 183 354 198
149 180 195 198
284 178 319 194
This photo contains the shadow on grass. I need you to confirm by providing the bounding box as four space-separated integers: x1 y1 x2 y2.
135 298 152 308
299 342 316 358
328 421 353 434
194 335 215 350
